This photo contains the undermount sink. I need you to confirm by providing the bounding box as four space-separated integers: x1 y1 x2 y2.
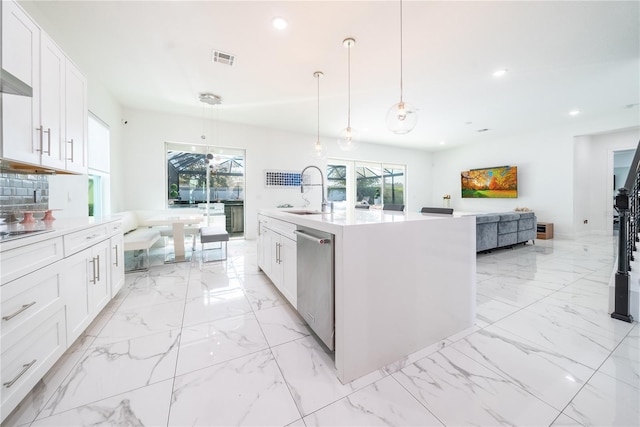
283 210 322 215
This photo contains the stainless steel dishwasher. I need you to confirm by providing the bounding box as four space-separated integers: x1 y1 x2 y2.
294 226 335 350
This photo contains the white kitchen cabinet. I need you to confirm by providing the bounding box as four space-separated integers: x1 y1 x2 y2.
0 220 123 422
1 0 87 174
110 233 125 297
257 220 272 276
39 32 66 170
63 238 110 345
1 306 66 422
64 60 88 173
1 0 40 164
257 215 297 308
278 234 297 308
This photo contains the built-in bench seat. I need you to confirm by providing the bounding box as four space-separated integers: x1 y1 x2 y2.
117 211 161 271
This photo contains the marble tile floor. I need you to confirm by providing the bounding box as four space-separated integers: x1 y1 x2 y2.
3 235 639 426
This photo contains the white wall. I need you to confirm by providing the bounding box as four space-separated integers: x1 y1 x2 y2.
580 127 640 235
431 112 639 238
120 108 433 239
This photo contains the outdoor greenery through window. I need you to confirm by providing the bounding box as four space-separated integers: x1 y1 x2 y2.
167 143 245 205
327 160 405 209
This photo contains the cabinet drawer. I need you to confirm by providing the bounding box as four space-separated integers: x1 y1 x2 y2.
266 218 297 240
1 307 66 417
1 261 62 337
63 224 108 256
108 220 123 236
0 237 63 284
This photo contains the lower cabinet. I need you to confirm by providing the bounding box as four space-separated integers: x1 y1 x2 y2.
257 215 297 308
0 220 124 422
0 306 66 419
62 238 110 345
110 234 125 297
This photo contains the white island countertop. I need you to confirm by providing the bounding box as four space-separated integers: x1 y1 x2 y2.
260 207 474 234
259 207 477 384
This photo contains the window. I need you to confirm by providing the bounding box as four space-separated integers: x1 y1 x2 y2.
166 142 246 237
87 113 110 217
327 160 406 209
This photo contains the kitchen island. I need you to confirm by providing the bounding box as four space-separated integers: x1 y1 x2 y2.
259 208 476 383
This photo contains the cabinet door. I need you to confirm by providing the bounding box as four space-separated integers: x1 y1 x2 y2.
64 60 87 173
90 240 111 315
39 33 66 170
110 234 125 297
259 226 273 277
1 0 40 164
280 236 297 308
61 251 92 345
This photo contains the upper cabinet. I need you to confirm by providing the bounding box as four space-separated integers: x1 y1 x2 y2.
1 0 88 174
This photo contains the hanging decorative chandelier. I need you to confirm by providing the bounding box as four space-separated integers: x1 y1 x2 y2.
386 0 417 134
338 37 359 151
312 71 327 159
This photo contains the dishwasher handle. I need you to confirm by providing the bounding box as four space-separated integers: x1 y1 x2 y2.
294 230 331 245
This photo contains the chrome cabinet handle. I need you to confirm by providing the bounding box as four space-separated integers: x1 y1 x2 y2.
67 138 74 161
36 126 45 154
90 257 97 284
96 255 100 282
43 128 51 155
85 233 100 240
4 360 37 388
2 302 36 321
114 244 119 267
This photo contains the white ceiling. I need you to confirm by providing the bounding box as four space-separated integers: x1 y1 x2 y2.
24 0 640 151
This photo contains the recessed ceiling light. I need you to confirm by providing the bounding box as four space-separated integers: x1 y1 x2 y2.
492 68 508 77
272 17 287 30
569 110 580 116
439 141 446 145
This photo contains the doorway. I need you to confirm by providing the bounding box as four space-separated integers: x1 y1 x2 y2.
613 149 635 231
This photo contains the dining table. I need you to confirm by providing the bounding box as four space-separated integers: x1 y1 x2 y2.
144 213 204 262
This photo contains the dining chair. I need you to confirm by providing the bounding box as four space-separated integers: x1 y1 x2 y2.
383 204 405 211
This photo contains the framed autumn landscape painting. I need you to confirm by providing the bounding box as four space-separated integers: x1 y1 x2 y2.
461 166 518 198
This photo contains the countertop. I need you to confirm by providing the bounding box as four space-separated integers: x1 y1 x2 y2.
0 216 121 252
259 207 474 234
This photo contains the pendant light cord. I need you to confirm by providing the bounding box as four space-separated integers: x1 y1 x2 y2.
399 0 404 103
347 42 351 128
317 73 320 140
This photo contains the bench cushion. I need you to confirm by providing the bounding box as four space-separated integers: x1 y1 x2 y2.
200 226 229 243
123 228 161 251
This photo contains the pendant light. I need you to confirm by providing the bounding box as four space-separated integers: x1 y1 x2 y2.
338 37 359 151
386 0 417 134
312 71 327 159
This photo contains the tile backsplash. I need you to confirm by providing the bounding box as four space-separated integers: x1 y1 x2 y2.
0 171 49 221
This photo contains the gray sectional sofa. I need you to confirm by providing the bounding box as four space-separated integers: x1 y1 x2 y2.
476 211 536 252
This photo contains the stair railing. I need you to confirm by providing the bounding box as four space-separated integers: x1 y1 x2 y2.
612 139 640 323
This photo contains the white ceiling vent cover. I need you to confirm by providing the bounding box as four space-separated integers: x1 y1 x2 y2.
212 50 235 66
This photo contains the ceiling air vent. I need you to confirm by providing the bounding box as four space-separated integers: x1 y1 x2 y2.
212 50 235 66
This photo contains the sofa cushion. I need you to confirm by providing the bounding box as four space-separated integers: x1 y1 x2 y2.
498 220 518 234
477 222 498 252
476 214 500 224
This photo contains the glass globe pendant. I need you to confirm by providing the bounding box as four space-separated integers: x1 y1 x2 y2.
338 38 359 151
386 101 417 134
387 0 417 134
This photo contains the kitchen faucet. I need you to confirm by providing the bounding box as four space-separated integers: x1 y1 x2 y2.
301 165 333 213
